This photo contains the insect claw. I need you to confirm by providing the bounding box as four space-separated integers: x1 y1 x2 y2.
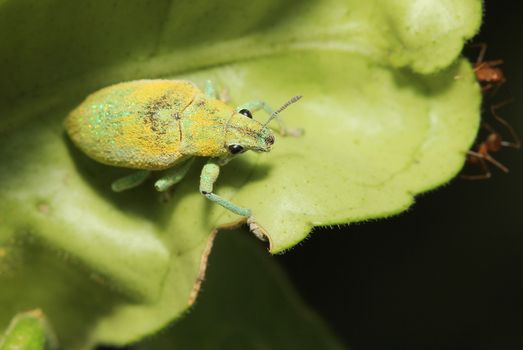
282 127 305 137
247 216 268 241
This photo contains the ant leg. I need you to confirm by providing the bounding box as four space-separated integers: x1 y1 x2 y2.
484 59 504 67
491 101 521 148
471 42 488 66
487 80 505 97
461 153 491 180
470 150 509 173
481 83 494 93
474 61 486 73
481 122 496 133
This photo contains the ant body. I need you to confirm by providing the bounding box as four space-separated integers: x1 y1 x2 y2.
461 43 519 180
472 43 506 94
462 101 521 180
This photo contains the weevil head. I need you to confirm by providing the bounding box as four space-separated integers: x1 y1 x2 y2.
219 95 301 159
223 111 275 157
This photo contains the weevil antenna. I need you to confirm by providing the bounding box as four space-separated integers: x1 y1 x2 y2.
263 95 302 127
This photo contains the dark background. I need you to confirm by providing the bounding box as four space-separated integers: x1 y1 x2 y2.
277 2 523 349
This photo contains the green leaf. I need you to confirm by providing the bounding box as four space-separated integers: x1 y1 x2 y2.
136 231 346 350
0 310 57 350
0 0 482 348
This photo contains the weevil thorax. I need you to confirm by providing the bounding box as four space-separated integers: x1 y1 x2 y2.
180 94 274 159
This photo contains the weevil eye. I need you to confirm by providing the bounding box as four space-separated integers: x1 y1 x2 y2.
238 109 253 119
228 144 245 154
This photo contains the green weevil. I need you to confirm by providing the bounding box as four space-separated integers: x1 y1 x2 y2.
65 79 301 235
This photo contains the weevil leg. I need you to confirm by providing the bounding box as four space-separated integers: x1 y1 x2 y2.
204 80 231 102
154 158 195 192
236 100 303 137
199 159 251 217
204 80 218 99
111 170 151 192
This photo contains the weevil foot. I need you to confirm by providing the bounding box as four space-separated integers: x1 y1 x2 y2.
247 216 268 241
111 170 151 192
219 88 231 103
159 190 173 203
281 127 304 137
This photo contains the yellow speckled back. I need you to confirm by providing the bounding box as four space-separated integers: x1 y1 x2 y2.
65 80 198 170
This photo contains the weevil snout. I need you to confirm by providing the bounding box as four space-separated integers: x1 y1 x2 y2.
258 127 275 152
265 134 275 147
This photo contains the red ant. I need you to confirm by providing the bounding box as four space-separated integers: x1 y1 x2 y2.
462 100 520 180
471 43 506 94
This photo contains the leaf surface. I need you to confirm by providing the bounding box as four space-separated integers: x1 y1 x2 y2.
136 232 346 350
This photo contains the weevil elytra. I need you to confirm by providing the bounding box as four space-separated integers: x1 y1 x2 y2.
65 79 301 234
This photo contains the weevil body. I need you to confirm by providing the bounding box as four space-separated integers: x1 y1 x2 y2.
65 79 301 225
